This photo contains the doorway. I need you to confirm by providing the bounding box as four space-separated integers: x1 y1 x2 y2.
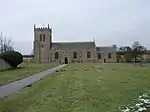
104 59 106 63
64 57 68 64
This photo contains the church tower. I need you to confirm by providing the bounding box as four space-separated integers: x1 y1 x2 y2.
33 24 52 63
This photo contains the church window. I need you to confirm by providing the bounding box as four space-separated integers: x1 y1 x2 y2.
43 34 45 41
87 51 91 58
73 52 77 59
98 53 101 59
108 53 111 59
55 52 59 59
40 34 42 41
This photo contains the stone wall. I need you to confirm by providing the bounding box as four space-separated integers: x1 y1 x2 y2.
97 52 117 63
143 54 150 60
37 48 117 63
49 48 97 63
0 58 12 71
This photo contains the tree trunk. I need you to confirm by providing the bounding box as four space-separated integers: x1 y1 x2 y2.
135 56 137 63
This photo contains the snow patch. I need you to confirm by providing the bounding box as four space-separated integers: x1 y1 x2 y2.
119 91 150 112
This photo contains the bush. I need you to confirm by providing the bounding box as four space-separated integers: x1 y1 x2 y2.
0 51 23 67
124 53 133 63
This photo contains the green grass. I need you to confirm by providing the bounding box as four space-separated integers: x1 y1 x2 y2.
0 63 150 112
0 62 58 86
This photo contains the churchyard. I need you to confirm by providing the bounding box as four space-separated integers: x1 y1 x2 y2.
0 63 150 112
0 62 58 86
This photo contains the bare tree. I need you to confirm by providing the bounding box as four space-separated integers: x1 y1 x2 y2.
119 46 132 53
118 46 133 63
132 41 146 63
0 33 14 53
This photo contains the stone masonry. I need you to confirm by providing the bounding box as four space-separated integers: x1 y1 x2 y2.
33 24 117 63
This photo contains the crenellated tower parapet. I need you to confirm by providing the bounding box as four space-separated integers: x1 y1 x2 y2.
34 24 52 32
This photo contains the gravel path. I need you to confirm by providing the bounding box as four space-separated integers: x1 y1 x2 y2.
0 64 66 98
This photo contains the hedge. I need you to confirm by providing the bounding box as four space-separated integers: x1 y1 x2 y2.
0 51 23 67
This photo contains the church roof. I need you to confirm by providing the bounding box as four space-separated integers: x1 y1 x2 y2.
96 46 116 53
51 42 95 49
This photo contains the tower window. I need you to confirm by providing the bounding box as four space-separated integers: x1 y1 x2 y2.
43 34 45 41
40 34 42 41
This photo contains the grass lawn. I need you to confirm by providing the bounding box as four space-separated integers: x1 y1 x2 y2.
0 62 58 86
0 63 150 112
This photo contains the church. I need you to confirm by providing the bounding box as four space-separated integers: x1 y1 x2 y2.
33 24 117 64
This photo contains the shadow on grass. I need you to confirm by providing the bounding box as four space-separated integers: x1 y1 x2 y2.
0 67 25 72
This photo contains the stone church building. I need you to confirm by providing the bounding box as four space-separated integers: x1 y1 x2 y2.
33 25 117 63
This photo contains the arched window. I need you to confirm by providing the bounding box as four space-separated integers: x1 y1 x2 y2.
98 53 101 59
43 34 45 41
87 51 91 58
40 34 42 41
55 52 59 59
108 53 111 59
73 52 77 59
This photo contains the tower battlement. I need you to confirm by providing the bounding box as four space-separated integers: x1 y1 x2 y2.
34 24 52 32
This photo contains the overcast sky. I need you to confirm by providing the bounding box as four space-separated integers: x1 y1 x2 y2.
0 0 150 54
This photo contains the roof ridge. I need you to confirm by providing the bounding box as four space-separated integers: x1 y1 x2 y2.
52 41 94 44
96 46 113 48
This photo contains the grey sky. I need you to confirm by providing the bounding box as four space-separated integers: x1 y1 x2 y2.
0 0 150 54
